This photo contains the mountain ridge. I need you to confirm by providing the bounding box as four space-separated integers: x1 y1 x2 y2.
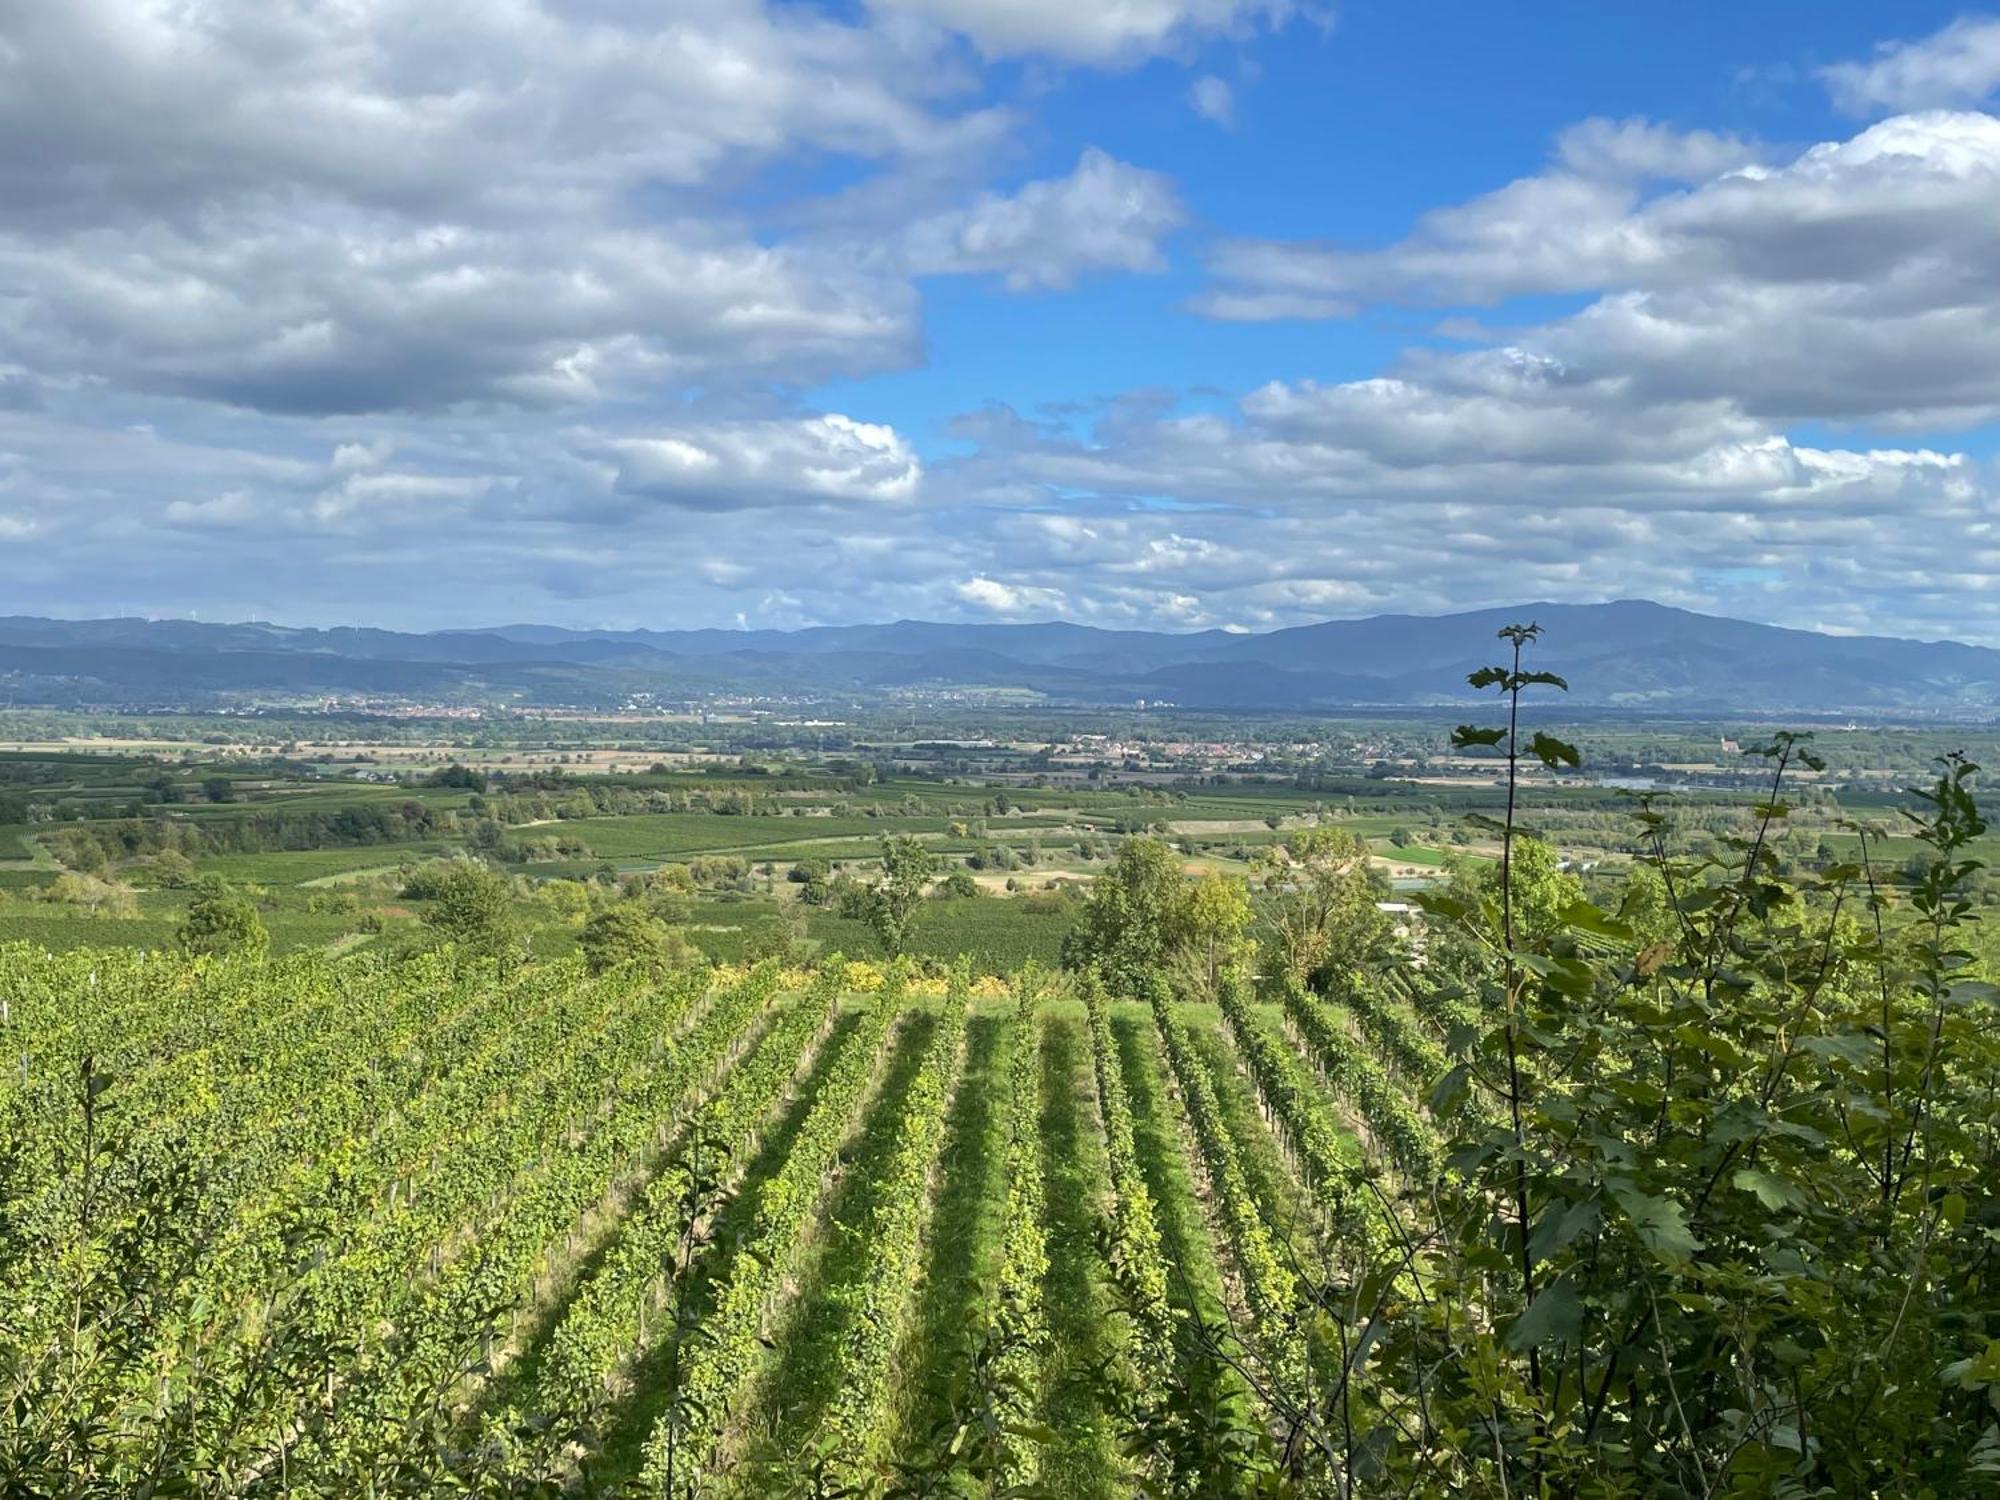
0 601 1994 715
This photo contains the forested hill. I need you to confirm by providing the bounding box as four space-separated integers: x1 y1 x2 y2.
2 600 1998 713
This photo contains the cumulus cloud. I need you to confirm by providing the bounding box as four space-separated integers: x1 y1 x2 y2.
1201 117 1766 312
954 575 1070 615
603 414 923 511
1552 117 1764 182
869 0 1303 64
0 1 1159 419
0 0 995 230
902 150 1184 289
1823 16 2000 114
1202 109 2000 428
925 376 2000 640
5 360 1999 643
8 4 2000 652
0 213 917 415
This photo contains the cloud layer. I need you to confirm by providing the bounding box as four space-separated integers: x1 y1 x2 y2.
5 6 2000 650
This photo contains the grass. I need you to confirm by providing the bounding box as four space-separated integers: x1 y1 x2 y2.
1189 1015 1326 1251
1371 841 1462 867
804 902 1079 970
0 905 368 955
570 813 952 860
198 843 455 884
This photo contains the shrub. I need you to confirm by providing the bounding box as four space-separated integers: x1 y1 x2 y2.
177 893 269 960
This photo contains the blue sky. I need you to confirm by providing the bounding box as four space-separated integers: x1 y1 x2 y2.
4 1 2000 640
830 2 1971 444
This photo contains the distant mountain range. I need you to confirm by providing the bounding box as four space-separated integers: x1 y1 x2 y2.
0 601 1996 715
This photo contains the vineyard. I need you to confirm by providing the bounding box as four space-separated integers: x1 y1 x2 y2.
5 741 2000 1496
0 943 1454 1496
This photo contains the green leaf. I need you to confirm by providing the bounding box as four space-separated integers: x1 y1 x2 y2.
1949 979 2000 1008
1609 1184 1703 1264
1529 732 1581 770
1800 1033 1876 1068
1731 1168 1806 1213
1505 1277 1583 1353
1428 1063 1470 1117
1527 1198 1600 1267
1451 724 1507 749
1558 898 1633 942
1413 891 1473 921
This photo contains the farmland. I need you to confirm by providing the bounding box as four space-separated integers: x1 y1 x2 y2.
0 945 1389 1494
5 714 2000 1496
17 708 1999 979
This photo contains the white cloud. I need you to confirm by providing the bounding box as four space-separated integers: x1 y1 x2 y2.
605 414 922 510
0 211 917 415
1201 109 2000 428
903 149 1184 290
7 361 2000 644
912 344 2000 641
1189 75 1236 127
1823 16 2000 114
954 576 1068 615
9 5 2000 652
0 0 994 229
869 0 1301 64
0 2 1071 419
1552 117 1763 182
1201 117 1764 312
162 489 269 530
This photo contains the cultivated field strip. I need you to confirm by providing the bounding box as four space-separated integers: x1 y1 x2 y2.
1147 979 1304 1392
638 968 907 1487
536 959 853 1416
1279 976 1444 1179
0 949 1456 1496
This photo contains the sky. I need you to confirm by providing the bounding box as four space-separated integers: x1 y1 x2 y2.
6 3 2000 640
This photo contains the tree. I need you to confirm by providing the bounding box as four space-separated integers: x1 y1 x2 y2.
580 902 688 975
424 763 488 792
1255 825 1391 989
419 860 514 958
938 868 979 900
40 873 138 918
1061 837 1192 990
144 850 197 889
202 776 234 804
1435 831 1581 952
849 836 940 956
176 892 268 960
788 858 833 906
1180 872 1253 998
